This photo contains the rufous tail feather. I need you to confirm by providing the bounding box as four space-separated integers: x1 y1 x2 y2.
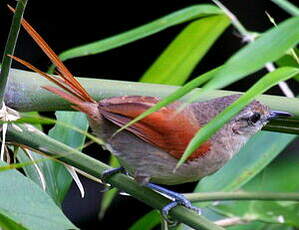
7 5 96 109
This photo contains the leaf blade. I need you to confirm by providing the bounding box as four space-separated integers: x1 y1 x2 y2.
177 67 299 166
140 15 230 85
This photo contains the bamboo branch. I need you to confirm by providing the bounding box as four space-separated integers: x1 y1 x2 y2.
4 69 299 134
5 69 299 116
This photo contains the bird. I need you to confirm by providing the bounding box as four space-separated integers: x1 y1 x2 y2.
8 6 291 221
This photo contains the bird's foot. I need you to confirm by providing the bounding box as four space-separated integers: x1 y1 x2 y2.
100 167 126 191
147 183 201 224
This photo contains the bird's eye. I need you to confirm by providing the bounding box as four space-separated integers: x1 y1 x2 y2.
249 112 261 124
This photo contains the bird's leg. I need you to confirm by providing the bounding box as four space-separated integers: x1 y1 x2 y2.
99 167 126 191
101 166 126 181
147 183 201 222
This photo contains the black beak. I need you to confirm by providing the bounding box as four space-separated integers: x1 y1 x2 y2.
268 110 293 120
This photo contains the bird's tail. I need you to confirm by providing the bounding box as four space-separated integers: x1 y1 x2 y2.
7 5 97 115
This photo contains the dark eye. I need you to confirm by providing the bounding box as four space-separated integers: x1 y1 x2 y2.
249 112 261 124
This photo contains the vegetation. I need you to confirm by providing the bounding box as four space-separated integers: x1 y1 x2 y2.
0 0 298 229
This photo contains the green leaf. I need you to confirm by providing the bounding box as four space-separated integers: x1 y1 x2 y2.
140 15 230 85
48 4 222 73
129 210 161 230
0 162 77 230
194 131 296 193
276 48 299 81
17 112 89 204
178 67 299 166
46 111 89 204
211 138 299 227
228 222 293 230
0 210 28 230
204 16 299 90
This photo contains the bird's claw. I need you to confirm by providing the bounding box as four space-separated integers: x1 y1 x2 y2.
161 195 202 225
100 167 125 189
146 183 201 225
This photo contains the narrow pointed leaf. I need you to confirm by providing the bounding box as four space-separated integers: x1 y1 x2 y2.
177 67 299 166
203 16 299 90
46 111 89 204
49 4 222 73
140 15 230 85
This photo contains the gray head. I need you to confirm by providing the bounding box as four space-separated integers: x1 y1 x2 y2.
231 99 271 136
194 94 292 137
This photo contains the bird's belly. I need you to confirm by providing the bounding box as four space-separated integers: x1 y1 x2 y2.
105 130 231 185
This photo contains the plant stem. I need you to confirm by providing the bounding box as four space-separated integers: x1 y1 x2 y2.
5 69 299 116
0 0 28 103
5 69 299 135
185 191 299 202
6 124 224 230
271 0 299 16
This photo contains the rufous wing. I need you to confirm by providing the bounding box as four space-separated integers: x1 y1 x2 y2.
99 96 211 160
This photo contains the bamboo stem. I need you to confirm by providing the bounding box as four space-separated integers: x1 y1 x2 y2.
4 69 299 117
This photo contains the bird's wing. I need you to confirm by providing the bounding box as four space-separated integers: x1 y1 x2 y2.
99 96 210 160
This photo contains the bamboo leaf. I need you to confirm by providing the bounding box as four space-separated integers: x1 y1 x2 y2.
212 146 299 226
45 111 89 204
140 15 230 85
177 67 299 166
194 131 296 193
203 16 299 90
48 4 222 73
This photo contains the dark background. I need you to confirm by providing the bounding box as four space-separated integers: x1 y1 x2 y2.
0 0 297 229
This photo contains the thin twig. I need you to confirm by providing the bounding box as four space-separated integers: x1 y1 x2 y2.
184 191 299 202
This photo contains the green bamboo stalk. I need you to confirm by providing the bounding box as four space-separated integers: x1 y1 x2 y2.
0 1 28 103
185 191 299 202
6 123 224 230
271 0 299 16
5 69 299 116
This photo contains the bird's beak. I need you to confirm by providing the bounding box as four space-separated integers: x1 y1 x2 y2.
268 110 293 120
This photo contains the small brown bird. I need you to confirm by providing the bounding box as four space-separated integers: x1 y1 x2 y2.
9 8 291 218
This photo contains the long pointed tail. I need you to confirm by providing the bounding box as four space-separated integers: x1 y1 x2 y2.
7 5 96 110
